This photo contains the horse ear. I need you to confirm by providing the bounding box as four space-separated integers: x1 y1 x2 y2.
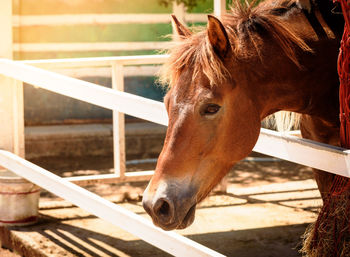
171 15 192 39
207 15 231 59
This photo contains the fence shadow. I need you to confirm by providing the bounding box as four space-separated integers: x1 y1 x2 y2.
11 220 309 257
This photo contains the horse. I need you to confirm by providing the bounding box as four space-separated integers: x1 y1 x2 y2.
142 0 344 233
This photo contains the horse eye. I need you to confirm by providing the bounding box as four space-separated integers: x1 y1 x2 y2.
202 104 221 115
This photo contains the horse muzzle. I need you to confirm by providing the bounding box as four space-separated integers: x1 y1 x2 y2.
142 180 197 231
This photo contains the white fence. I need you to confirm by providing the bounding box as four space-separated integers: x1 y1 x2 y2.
0 56 225 256
0 150 223 257
12 6 207 54
12 0 225 56
12 13 207 26
18 55 169 184
7 55 350 180
12 0 227 80
0 55 350 256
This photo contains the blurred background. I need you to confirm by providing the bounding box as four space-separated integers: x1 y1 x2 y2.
13 0 214 171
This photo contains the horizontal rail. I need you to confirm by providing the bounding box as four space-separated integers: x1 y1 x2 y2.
14 42 170 52
21 54 168 68
65 171 154 186
13 13 207 26
0 150 224 257
53 66 160 78
2 57 350 178
254 128 350 178
0 59 168 126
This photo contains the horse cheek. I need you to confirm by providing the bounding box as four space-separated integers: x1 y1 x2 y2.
224 101 260 162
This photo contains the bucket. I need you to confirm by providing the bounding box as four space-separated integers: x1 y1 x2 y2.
0 170 40 226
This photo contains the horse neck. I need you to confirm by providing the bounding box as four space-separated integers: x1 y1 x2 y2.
301 40 340 123
252 30 341 125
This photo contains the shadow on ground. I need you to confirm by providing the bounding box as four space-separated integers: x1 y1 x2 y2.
12 220 309 257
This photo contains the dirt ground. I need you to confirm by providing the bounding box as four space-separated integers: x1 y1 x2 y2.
0 248 19 257
0 157 320 257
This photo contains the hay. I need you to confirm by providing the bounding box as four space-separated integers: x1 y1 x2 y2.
301 191 350 257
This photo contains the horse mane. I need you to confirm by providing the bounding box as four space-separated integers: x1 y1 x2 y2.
264 111 301 132
160 0 312 131
159 0 312 88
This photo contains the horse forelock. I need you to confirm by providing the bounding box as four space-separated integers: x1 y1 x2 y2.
159 0 312 89
159 32 230 88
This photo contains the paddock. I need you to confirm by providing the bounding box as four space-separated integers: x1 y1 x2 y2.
1 159 320 257
1 1 350 256
0 55 350 256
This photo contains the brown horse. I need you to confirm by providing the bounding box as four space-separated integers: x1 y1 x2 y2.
143 0 344 231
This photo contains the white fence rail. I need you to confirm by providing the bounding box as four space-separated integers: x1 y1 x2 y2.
0 56 168 183
13 13 207 26
14 42 170 53
0 56 349 256
21 55 168 78
254 129 350 178
0 56 226 256
49 66 160 78
0 58 168 125
2 56 350 181
13 7 207 53
0 150 223 257
20 54 169 67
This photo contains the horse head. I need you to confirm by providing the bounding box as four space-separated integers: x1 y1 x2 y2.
143 0 339 230
142 14 262 230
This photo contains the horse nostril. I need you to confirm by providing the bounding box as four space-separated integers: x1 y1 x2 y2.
154 198 174 223
159 201 170 216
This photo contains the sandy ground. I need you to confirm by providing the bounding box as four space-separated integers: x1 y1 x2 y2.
0 158 320 257
0 248 19 257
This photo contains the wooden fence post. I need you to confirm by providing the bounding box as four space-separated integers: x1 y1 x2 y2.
215 0 228 193
172 1 186 38
172 2 186 24
214 0 226 18
111 63 126 178
0 0 25 159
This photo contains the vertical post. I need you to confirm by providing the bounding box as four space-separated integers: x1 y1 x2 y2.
111 63 126 178
13 0 21 59
172 2 186 32
0 0 25 158
214 0 226 18
12 80 25 158
214 0 227 193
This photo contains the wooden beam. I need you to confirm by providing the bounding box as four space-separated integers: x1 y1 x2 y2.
21 54 168 68
2 58 350 177
65 171 154 186
14 42 170 52
13 13 207 27
0 0 25 158
0 150 224 257
214 0 226 18
51 66 161 78
12 80 25 157
253 128 350 178
2 58 350 178
0 59 168 126
0 0 12 59
172 2 186 25
112 63 126 177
